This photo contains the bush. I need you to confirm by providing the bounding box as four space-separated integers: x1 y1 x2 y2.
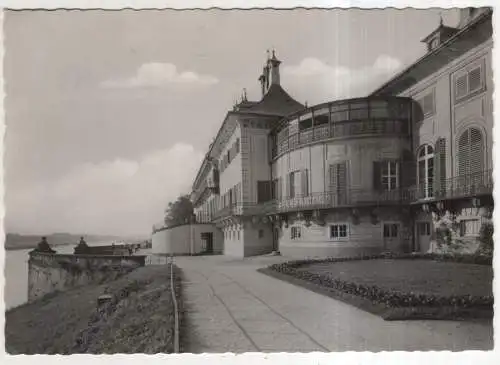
478 221 494 256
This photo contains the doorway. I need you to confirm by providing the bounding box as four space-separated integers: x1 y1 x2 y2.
201 232 214 253
416 221 431 253
382 223 400 251
272 226 280 252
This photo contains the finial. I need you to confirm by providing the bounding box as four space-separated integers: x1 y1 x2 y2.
272 48 276 58
266 49 270 60
243 88 247 101
305 101 308 108
439 12 443 26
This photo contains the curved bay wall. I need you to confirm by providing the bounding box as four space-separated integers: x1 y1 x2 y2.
28 252 146 302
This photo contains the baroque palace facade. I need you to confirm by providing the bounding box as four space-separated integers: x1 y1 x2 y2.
189 8 493 258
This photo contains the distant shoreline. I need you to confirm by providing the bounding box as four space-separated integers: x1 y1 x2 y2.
5 242 73 251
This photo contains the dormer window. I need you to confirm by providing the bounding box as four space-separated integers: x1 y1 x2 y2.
429 37 439 50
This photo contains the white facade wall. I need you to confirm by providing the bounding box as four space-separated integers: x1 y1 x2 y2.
152 224 223 255
272 137 408 193
218 125 243 203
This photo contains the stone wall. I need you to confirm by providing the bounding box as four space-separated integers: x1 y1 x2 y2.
28 251 146 302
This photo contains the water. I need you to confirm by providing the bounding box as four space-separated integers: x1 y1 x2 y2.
4 242 152 310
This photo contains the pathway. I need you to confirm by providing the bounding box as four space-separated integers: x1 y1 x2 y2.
175 255 493 353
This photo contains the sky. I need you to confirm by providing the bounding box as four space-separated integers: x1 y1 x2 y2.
4 8 460 236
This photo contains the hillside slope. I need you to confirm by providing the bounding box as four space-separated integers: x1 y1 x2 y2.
5 265 181 354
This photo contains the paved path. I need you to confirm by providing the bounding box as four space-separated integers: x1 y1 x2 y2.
175 255 493 353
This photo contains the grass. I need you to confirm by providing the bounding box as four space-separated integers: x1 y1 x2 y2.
260 256 493 321
298 259 493 298
5 265 181 354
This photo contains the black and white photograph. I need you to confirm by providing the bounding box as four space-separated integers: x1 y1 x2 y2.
2 4 495 356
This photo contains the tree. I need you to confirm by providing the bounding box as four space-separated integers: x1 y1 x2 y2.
164 194 194 227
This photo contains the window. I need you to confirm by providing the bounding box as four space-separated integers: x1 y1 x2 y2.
288 171 300 198
235 138 240 154
330 224 348 240
455 64 484 102
257 181 272 203
460 219 481 237
329 162 348 194
418 222 431 236
433 138 447 197
417 144 434 199
383 223 399 238
416 91 435 120
291 226 302 240
458 128 484 176
237 231 240 240
381 161 399 191
258 229 264 239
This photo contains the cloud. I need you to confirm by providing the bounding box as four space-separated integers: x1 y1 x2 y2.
100 62 219 89
5 143 204 235
282 55 403 104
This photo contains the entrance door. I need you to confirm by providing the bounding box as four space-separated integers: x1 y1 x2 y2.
382 223 400 251
201 232 214 253
272 226 280 252
416 221 431 253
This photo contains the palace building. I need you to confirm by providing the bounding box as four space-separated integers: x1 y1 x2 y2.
154 8 493 258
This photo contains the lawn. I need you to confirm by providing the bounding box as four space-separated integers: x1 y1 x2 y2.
297 259 493 298
260 255 493 320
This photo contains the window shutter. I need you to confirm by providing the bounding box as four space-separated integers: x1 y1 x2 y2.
301 169 309 196
433 141 441 197
468 67 482 93
470 128 483 173
458 131 469 176
285 173 292 198
329 164 338 192
400 149 416 188
455 74 468 100
373 161 382 191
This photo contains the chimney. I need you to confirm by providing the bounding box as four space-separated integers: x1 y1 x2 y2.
258 68 266 98
267 49 281 87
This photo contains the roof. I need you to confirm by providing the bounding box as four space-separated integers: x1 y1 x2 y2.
370 8 492 96
235 84 304 116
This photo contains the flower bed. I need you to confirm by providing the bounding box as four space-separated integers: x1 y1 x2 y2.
259 253 493 320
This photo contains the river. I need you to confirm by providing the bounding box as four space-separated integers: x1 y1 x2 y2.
4 243 152 310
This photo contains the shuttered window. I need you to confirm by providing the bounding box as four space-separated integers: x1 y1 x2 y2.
235 138 240 153
301 169 309 196
455 64 484 102
468 67 482 93
458 128 484 176
329 162 347 193
433 138 447 197
257 181 272 203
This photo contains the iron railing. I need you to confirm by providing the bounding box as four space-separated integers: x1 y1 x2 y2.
213 188 407 219
409 169 493 202
272 119 409 158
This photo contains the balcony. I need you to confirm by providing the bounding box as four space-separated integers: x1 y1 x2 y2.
409 169 493 203
213 188 407 220
272 119 409 158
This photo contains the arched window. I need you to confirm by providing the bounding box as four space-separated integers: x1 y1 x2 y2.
457 127 484 176
417 144 434 199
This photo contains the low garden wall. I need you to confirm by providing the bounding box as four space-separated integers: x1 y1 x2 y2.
28 251 146 302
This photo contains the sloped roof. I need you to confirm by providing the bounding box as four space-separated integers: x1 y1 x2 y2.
236 84 304 116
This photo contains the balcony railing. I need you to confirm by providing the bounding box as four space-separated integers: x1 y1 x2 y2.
409 169 493 202
212 188 407 220
272 119 409 158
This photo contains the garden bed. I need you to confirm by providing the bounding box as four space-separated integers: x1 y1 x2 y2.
258 253 493 321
